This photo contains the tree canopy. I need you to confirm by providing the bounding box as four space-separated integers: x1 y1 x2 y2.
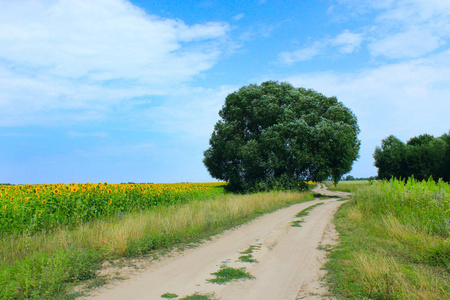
203 81 361 192
374 132 450 181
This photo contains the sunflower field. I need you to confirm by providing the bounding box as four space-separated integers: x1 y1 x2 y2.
0 182 226 235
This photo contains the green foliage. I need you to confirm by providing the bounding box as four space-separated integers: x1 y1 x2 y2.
345 175 355 181
374 131 450 181
374 135 407 179
326 178 450 299
203 81 360 192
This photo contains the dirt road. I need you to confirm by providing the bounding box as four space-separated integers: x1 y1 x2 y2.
85 184 349 300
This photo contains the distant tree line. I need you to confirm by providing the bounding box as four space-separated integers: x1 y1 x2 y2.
344 175 377 181
373 132 450 181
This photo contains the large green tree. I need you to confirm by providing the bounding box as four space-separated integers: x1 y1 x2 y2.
203 81 361 192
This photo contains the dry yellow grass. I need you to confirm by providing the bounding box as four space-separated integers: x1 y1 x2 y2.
347 206 363 221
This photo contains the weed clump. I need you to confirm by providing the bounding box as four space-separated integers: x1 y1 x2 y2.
180 292 217 300
207 266 254 284
161 292 178 299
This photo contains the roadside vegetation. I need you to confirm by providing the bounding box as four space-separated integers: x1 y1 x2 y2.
326 178 450 299
325 180 372 192
0 184 313 299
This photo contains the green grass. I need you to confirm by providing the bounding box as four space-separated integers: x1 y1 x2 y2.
161 292 179 299
85 275 108 289
291 220 304 227
207 266 254 284
237 254 258 263
239 244 261 254
295 202 324 218
325 178 450 299
180 293 218 300
162 292 217 300
0 190 312 299
291 202 324 227
325 180 373 192
237 244 261 263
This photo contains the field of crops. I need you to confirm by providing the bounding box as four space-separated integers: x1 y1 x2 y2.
0 182 226 235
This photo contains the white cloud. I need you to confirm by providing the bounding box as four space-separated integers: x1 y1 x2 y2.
279 29 363 64
366 0 450 59
238 23 278 42
233 13 245 21
338 0 450 60
310 0 450 63
285 50 450 132
376 0 450 25
0 0 230 126
279 41 323 64
332 30 363 54
369 28 443 59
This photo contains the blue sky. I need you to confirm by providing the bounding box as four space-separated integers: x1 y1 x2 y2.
1 0 449 184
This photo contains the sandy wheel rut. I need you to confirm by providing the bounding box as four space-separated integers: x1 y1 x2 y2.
85 185 348 300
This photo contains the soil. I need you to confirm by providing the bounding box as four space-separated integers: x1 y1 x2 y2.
81 184 349 300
